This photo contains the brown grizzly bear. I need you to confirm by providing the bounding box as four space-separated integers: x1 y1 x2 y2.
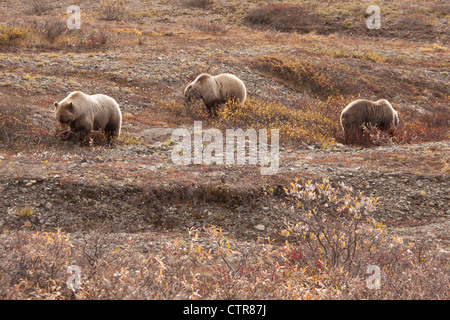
340 98 399 143
54 91 122 144
184 73 247 115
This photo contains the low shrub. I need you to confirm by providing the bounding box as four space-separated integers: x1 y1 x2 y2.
1 179 447 299
39 19 67 44
192 18 228 34
28 0 53 16
342 123 396 147
244 3 327 34
0 230 78 299
74 28 110 50
0 25 30 46
281 178 449 299
165 93 448 148
338 103 449 147
393 106 450 144
98 0 127 21
16 207 34 219
185 0 214 9
0 104 55 149
212 97 340 147
164 95 349 148
253 55 363 98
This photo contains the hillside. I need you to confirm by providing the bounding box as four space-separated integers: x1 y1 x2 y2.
0 0 448 300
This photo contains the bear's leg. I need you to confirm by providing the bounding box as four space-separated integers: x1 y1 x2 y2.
79 130 93 146
70 119 93 145
205 104 214 117
205 103 219 117
104 123 119 146
343 130 349 144
344 126 361 145
212 103 219 117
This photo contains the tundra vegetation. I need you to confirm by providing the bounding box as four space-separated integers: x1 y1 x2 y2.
0 0 448 300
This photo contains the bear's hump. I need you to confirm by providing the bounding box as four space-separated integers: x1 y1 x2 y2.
67 91 85 99
195 73 212 83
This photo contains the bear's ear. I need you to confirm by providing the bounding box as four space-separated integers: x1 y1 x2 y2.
54 102 58 109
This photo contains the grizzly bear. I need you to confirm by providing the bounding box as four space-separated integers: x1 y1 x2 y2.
54 91 122 144
340 98 399 143
184 73 247 115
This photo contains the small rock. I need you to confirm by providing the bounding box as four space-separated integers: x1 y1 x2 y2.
45 202 52 210
236 205 249 213
25 180 36 187
255 224 265 231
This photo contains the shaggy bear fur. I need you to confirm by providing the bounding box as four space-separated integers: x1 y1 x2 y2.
54 91 122 144
340 99 399 143
184 73 247 115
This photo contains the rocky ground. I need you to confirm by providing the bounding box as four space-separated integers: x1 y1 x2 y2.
1 139 448 255
0 0 448 299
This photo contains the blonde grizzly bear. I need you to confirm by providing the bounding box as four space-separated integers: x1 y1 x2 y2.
184 73 247 115
340 99 399 143
54 91 122 144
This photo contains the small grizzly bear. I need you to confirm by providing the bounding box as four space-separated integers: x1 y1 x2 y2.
54 91 122 144
340 98 399 143
184 73 247 115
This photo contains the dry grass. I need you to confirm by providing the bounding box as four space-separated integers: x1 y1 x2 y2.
393 105 450 144
0 104 55 149
253 55 364 98
185 0 215 10
97 0 128 21
323 104 450 147
0 25 30 46
243 1 448 42
163 95 349 148
0 0 448 301
161 91 450 148
1 179 447 299
192 18 229 34
27 0 53 16
244 3 328 34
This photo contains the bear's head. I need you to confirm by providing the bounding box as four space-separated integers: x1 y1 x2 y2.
184 74 213 104
184 84 201 104
54 100 76 125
